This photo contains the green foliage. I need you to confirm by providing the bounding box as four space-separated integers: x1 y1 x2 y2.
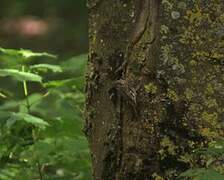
178 138 224 179
0 69 42 82
0 48 57 59
179 168 224 180
30 64 62 73
9 112 49 129
0 47 91 179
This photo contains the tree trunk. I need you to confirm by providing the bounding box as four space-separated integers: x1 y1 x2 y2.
86 0 224 179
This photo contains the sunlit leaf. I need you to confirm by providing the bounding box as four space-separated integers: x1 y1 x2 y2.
0 69 42 82
11 112 49 129
0 47 57 59
0 92 7 98
30 64 62 73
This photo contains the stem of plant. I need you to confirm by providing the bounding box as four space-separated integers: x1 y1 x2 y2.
22 65 43 180
37 160 43 180
22 66 31 113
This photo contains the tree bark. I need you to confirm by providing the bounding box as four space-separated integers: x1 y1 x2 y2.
86 0 224 179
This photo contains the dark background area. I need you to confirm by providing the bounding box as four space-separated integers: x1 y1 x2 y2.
0 0 88 56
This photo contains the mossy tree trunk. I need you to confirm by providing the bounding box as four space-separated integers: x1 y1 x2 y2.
86 0 224 179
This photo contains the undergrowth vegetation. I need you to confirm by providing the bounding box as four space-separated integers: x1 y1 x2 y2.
0 48 91 179
178 138 224 179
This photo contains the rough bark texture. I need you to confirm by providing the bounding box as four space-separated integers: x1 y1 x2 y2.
86 0 224 179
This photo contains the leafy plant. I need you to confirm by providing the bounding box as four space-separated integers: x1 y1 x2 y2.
179 168 224 180
178 139 224 180
0 47 91 179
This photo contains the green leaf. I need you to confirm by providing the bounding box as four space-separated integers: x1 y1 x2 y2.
0 111 11 120
61 54 87 73
0 47 57 59
43 79 74 88
21 139 55 162
0 92 7 98
43 77 83 89
30 64 62 73
199 170 224 180
0 69 42 82
0 100 19 111
207 139 224 155
178 168 224 180
11 112 49 129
